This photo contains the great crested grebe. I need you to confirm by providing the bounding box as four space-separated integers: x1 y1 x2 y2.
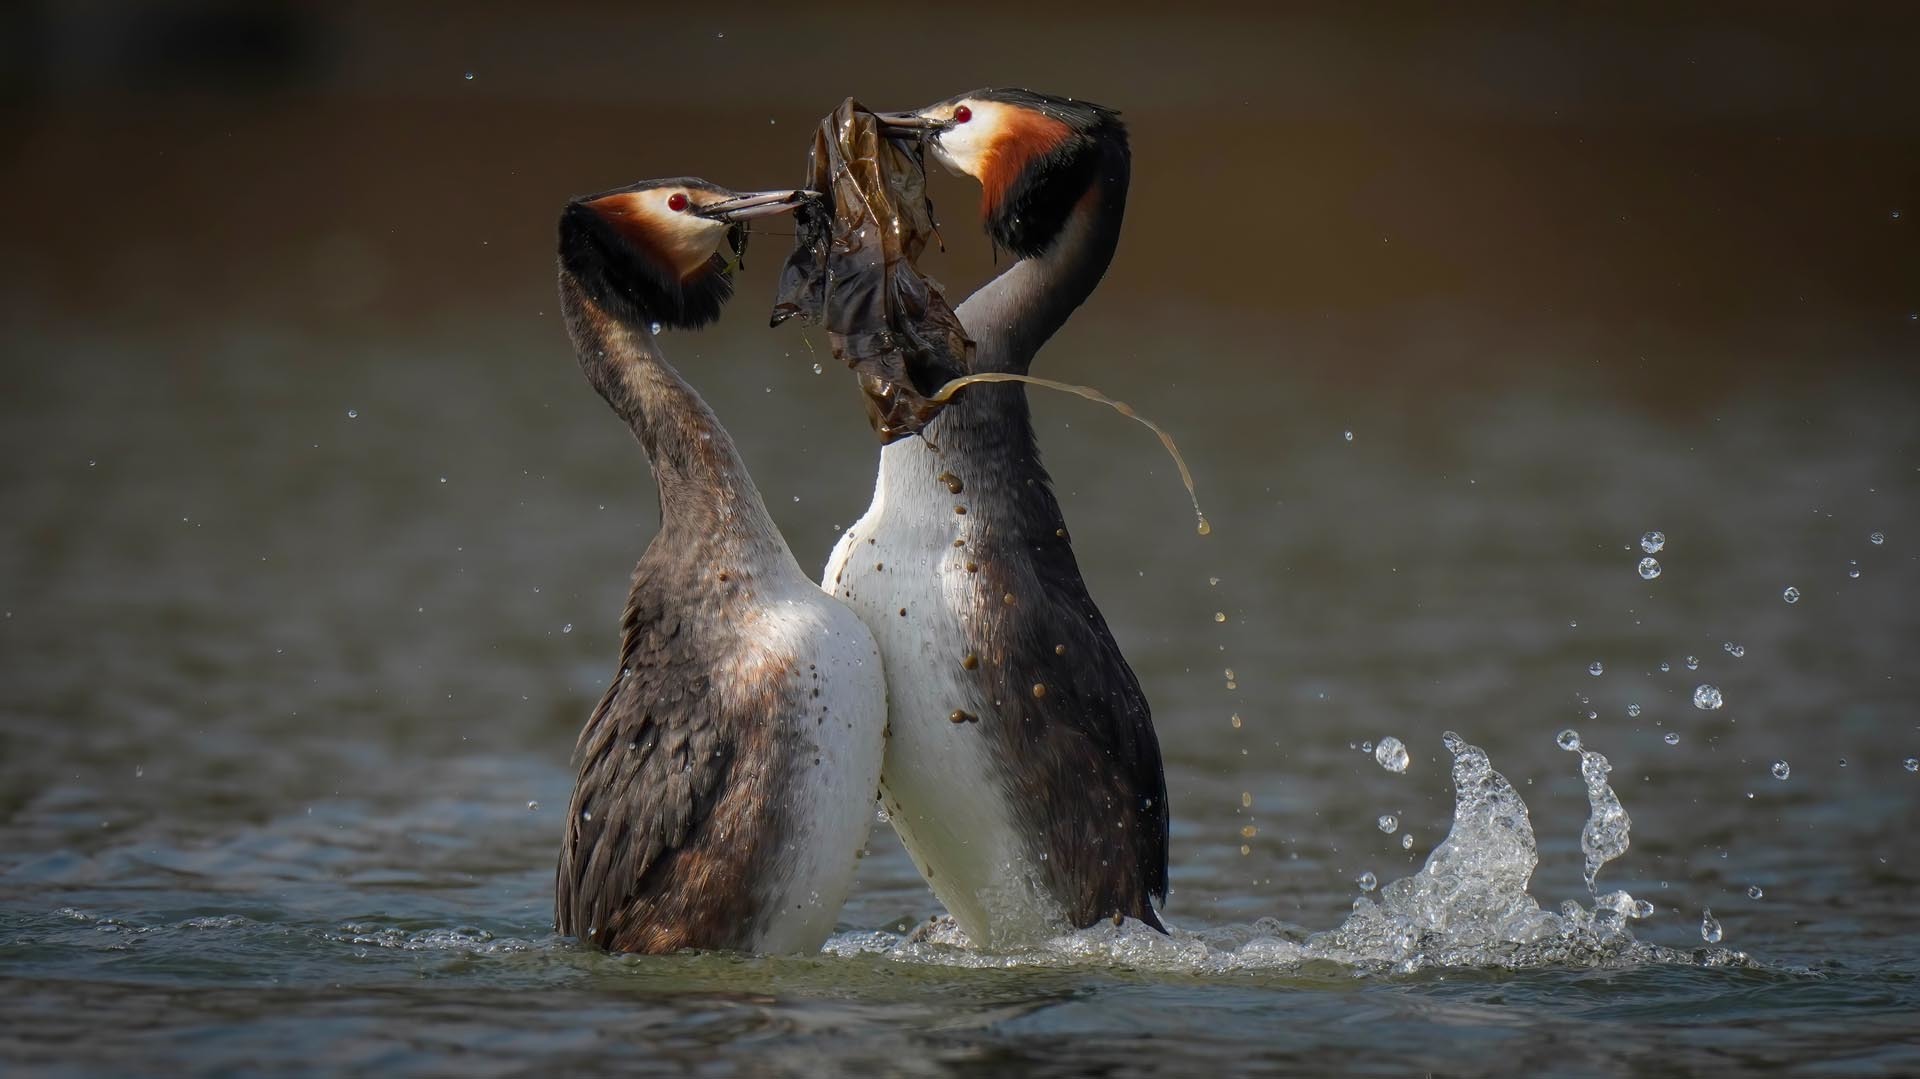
553 178 887 954
820 89 1168 945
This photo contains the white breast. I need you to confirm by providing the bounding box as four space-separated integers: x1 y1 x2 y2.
736 571 889 955
822 437 1061 947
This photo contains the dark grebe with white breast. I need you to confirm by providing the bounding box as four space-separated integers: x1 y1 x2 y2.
823 90 1169 945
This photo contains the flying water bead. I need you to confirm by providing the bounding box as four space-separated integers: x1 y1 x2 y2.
1663 732 1679 745
1556 729 1582 751
1693 684 1723 710
1905 757 1919 773
346 408 359 419
526 800 539 811
1783 586 1800 603
1356 871 1377 892
1374 736 1410 773
1400 833 1413 850
1377 814 1398 833
1640 531 1665 554
1701 908 1723 944
1847 561 1861 579
1344 430 1354 442
1723 642 1744 658
1748 885 1764 900
1771 759 1791 780
1659 661 1671 673
1626 703 1642 717
1870 531 1885 545
1589 661 1604 676
1637 557 1661 580
1685 656 1699 670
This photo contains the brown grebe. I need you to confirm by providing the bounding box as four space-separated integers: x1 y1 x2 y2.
553 178 887 954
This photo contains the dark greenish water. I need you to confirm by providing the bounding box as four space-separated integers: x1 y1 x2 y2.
4 4 1920 1075
3 310 1917 1075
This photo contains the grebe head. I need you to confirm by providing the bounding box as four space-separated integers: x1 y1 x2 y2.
876 88 1126 258
559 179 811 330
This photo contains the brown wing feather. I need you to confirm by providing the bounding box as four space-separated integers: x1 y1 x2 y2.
554 575 787 953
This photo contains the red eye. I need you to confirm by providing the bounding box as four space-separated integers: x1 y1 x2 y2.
953 105 972 124
667 192 690 212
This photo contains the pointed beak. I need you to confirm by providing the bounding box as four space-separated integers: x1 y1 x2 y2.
874 110 950 138
698 189 814 222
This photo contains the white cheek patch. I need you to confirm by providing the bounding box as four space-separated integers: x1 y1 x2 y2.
930 102 1005 180
649 207 728 278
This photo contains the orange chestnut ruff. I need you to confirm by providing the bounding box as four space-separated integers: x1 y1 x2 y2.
977 108 1075 220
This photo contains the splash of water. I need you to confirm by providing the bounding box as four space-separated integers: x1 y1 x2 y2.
1562 730 1631 892
824 731 1768 977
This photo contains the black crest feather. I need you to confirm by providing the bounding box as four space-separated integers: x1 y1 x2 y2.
970 89 1128 259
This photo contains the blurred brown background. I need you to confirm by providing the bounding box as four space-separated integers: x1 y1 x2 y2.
4 2 1917 392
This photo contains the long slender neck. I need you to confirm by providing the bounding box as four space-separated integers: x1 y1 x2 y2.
955 140 1129 375
559 278 789 567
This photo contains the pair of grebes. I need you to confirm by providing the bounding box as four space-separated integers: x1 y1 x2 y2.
554 88 1163 953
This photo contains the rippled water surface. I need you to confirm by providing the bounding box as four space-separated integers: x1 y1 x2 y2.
4 5 1920 1075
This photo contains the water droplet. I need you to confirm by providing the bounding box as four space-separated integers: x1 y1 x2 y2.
811 362 823 374
463 71 475 80
526 800 539 811
562 623 573 634
1356 871 1377 892
1343 430 1354 442
1588 661 1604 676
134 765 144 778
1847 560 1861 579
1640 531 1665 554
1663 732 1680 745
1632 899 1654 919
1685 655 1700 670
1377 814 1398 833
1692 684 1723 710
649 321 663 335
1904 757 1918 773
1557 729 1582 751
1637 557 1661 580
345 408 359 419
1659 661 1671 673
1213 611 1226 623
1360 740 1374 753
581 810 591 822
1196 517 1212 536
1770 759 1790 780
1747 885 1764 899
1400 832 1414 850
1700 908 1723 944
1626 703 1642 717
1373 736 1409 773
1596 890 1636 916
1869 530 1885 545
1724 642 1745 658
1782 586 1800 604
